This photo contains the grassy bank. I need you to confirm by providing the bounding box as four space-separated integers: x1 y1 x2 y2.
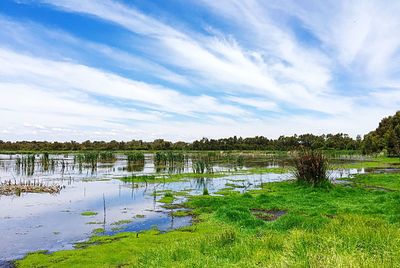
16 173 400 267
332 156 400 170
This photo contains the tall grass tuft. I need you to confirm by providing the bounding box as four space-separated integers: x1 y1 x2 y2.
98 151 116 162
126 152 145 172
293 150 330 187
126 152 145 162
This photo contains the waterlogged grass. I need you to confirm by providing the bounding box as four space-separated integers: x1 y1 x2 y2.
243 167 289 174
17 174 400 267
170 210 192 217
333 156 400 169
91 228 105 234
119 168 288 185
111 220 132 226
86 222 102 225
215 188 240 196
158 192 175 204
347 173 400 191
80 211 98 217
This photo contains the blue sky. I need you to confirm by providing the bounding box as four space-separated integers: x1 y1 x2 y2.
0 0 399 141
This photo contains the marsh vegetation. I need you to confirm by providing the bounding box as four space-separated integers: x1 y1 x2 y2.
1 130 400 267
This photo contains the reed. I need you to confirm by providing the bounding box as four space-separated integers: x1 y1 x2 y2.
293 150 330 187
0 180 63 196
99 151 116 162
40 152 50 171
155 152 185 166
15 155 36 176
192 158 213 174
126 152 145 162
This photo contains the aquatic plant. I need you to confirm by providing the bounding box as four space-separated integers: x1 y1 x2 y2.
83 152 99 168
0 180 63 196
203 187 209 195
40 152 50 171
159 192 175 204
15 154 36 176
126 152 145 162
236 155 244 167
155 152 185 166
192 158 213 174
81 211 98 216
73 152 100 170
99 151 116 162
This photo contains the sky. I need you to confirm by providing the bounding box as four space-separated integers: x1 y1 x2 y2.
0 0 399 142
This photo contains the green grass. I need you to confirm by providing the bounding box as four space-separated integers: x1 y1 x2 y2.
16 174 400 267
347 173 400 191
80 211 98 217
170 210 192 217
158 192 175 204
214 188 240 196
119 173 227 184
243 167 289 174
91 228 105 234
119 167 289 185
225 183 246 188
332 156 400 169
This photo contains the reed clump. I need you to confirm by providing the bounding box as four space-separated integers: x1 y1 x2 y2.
15 154 36 175
99 151 116 162
292 150 330 187
192 158 213 174
126 152 145 172
0 180 63 196
126 152 145 162
155 152 185 166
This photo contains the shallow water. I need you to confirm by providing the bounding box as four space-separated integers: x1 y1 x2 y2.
0 154 364 262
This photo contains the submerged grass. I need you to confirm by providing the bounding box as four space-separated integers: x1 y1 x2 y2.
346 173 400 191
16 174 400 267
80 211 98 217
158 192 175 204
332 156 400 170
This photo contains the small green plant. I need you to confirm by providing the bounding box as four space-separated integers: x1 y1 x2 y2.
203 187 209 195
159 192 175 204
164 192 173 198
92 228 105 234
81 211 98 216
293 150 330 187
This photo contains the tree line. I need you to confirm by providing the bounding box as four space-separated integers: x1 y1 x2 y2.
0 133 361 152
1 111 399 155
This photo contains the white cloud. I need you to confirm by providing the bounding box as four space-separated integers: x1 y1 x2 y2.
0 47 247 117
1 0 399 141
226 96 279 112
37 0 354 115
0 16 189 85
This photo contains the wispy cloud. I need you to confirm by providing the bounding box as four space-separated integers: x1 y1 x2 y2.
0 47 247 117
36 0 348 114
0 0 399 141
